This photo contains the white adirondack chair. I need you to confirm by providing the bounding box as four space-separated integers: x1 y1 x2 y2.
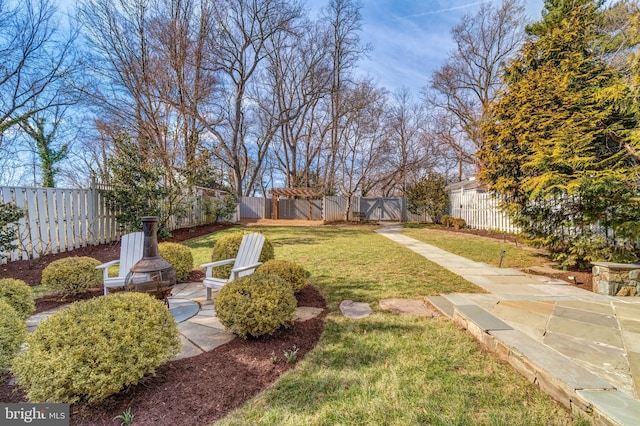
201 233 265 300
96 232 144 295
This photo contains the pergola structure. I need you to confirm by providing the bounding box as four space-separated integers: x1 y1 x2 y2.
269 188 320 220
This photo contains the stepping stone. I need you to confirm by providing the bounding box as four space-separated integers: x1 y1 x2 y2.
339 300 372 319
177 322 235 352
189 315 226 330
426 296 455 318
169 300 200 323
294 306 324 322
379 298 439 317
175 334 204 360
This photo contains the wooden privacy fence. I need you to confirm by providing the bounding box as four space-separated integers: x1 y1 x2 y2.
239 192 516 232
0 185 220 263
241 196 441 223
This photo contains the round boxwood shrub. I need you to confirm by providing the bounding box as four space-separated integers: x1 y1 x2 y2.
0 300 27 372
12 292 180 403
215 274 296 339
158 242 193 282
41 256 102 296
209 232 274 279
256 259 310 293
0 278 35 319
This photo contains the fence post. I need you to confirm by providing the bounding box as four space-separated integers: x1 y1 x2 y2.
87 178 99 246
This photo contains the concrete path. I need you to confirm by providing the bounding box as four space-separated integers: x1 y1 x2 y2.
377 225 640 426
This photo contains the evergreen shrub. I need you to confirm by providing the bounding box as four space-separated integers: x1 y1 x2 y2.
215 274 296 339
440 215 453 227
158 242 193 282
12 292 180 403
452 218 467 229
0 278 35 319
0 300 26 372
41 256 102 296
257 259 310 293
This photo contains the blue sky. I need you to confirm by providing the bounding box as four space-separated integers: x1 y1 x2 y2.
57 0 544 94
308 0 544 94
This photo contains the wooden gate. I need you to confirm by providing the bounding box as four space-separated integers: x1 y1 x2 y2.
360 198 403 221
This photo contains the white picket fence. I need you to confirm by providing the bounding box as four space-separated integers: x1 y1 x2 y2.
449 191 519 233
0 185 221 263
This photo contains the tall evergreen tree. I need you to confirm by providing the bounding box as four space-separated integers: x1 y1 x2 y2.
479 0 640 266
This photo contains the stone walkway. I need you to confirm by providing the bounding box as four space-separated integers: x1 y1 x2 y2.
27 282 323 361
376 225 640 426
169 283 235 360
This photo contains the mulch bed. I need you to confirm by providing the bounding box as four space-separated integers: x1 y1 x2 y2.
1 285 327 426
0 222 327 425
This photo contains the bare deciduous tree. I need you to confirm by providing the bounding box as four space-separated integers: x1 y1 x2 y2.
377 88 430 196
262 17 332 190
195 0 302 196
322 0 369 193
0 0 77 179
335 80 389 217
424 0 525 177
78 0 217 189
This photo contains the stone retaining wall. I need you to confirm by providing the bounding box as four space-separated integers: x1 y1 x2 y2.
591 261 640 296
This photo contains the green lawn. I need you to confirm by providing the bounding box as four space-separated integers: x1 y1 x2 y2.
183 225 584 426
403 226 549 270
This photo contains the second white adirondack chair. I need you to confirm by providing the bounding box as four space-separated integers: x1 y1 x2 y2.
200 233 265 300
96 232 144 295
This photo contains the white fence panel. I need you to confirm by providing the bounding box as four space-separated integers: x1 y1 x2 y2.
450 191 518 233
1 185 225 263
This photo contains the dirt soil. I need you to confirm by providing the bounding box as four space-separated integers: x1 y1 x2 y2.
0 222 328 425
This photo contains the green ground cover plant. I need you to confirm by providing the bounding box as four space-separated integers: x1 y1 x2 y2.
184 225 583 425
403 227 549 270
